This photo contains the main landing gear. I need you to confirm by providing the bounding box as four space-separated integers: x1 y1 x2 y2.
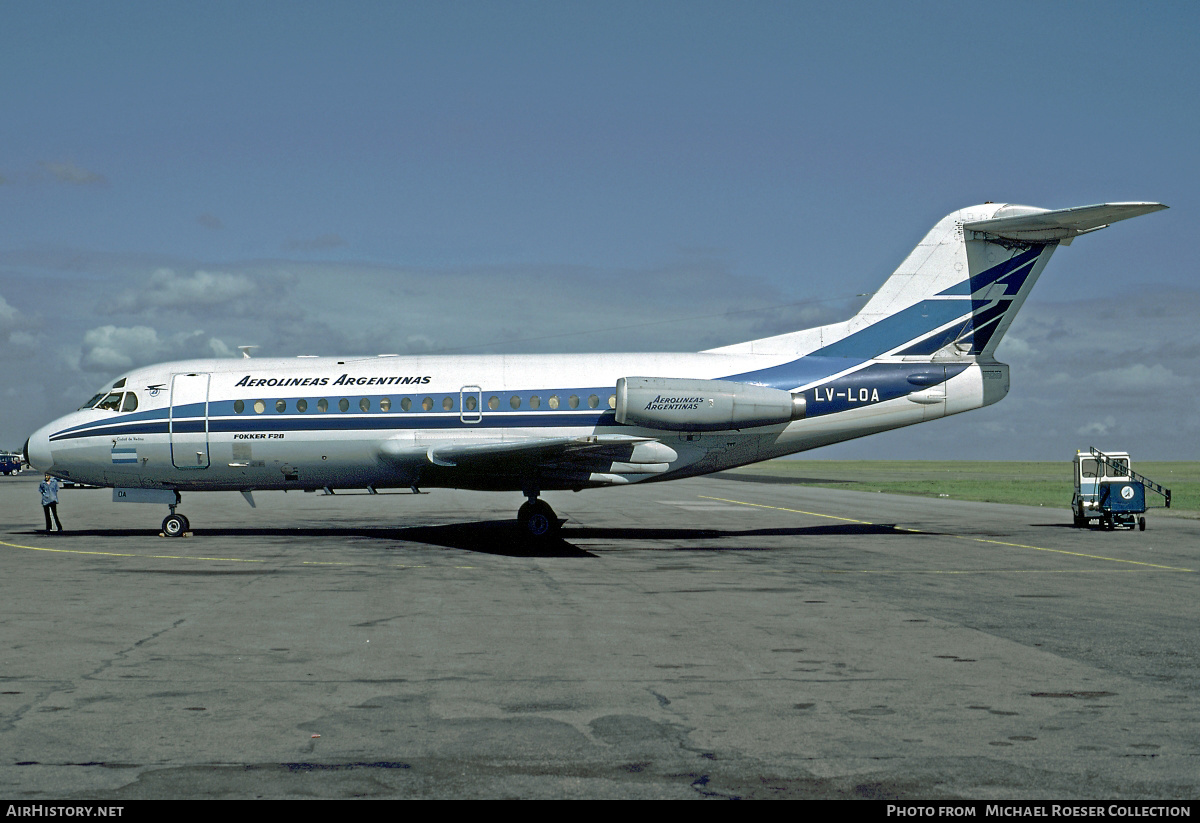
162 492 189 537
517 494 560 539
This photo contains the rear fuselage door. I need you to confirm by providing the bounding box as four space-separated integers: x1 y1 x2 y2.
170 372 211 469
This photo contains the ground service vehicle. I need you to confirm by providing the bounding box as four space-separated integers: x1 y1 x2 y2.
1072 447 1171 531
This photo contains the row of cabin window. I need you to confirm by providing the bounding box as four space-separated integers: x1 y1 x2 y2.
232 393 617 415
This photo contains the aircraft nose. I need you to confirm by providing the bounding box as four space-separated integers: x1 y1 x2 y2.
25 425 55 472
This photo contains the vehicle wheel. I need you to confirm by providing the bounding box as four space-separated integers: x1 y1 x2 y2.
1073 507 1086 528
162 514 187 538
518 500 559 539
1139 516 1146 531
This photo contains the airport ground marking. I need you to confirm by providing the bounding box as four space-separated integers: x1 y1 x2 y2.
700 496 1194 572
0 537 267 564
2 537 452 571
698 496 872 524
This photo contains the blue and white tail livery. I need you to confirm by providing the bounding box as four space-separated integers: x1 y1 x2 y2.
25 201 1166 538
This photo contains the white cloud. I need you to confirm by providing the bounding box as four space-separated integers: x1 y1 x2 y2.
0 293 16 325
994 333 1035 361
77 325 233 373
116 268 258 312
1076 416 1117 438
1090 363 1181 391
81 325 162 371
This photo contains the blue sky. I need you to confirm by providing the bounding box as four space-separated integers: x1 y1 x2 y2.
2 1 1196 459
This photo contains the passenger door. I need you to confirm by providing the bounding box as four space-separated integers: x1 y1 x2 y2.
170 372 211 469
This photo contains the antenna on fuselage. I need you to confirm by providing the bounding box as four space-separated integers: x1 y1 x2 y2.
237 346 257 359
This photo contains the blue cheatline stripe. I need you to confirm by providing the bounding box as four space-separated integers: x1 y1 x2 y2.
717 355 867 391
809 299 972 359
50 388 620 441
807 245 1049 360
51 419 170 442
49 353 866 442
50 410 621 442
51 407 170 439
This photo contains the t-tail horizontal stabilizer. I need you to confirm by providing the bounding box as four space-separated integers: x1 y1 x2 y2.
963 202 1167 244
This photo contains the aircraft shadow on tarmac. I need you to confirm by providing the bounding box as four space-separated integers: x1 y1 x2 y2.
21 520 919 559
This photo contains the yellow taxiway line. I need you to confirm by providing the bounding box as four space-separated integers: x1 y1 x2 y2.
0 537 438 570
0 537 267 564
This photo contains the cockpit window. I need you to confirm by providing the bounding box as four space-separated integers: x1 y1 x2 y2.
80 375 134 410
96 393 124 411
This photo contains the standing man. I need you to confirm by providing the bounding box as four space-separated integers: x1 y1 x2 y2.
40 473 63 533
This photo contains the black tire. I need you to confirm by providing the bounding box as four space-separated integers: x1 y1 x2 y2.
1139 517 1147 531
162 514 187 538
518 500 559 539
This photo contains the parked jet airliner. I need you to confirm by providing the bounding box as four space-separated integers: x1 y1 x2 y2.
25 202 1166 538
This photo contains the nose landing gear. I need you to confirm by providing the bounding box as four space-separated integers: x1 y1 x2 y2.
162 492 189 537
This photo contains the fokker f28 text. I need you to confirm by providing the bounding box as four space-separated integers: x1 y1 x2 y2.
25 201 1166 538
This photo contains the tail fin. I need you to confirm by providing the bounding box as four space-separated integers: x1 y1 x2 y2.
710 202 1166 359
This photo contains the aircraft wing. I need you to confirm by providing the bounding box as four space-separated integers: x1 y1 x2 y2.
963 202 1167 243
378 434 673 473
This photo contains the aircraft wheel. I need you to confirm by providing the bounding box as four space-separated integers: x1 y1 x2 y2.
518 500 559 539
162 514 188 538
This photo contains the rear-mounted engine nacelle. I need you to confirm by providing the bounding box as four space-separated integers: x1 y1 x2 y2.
615 376 805 432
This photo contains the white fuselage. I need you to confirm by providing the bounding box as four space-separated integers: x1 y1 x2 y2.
26 350 1002 494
